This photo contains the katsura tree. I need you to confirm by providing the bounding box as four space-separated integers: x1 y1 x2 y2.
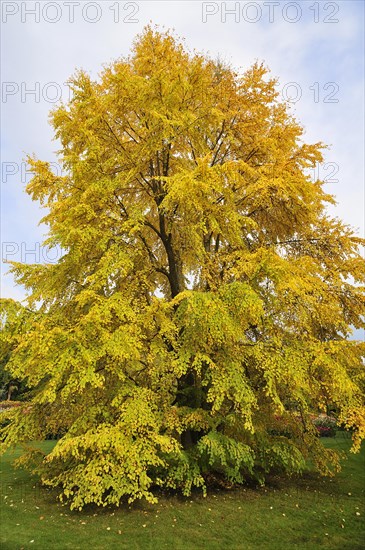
1 27 364 510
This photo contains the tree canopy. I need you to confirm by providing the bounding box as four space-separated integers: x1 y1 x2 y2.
1 27 364 509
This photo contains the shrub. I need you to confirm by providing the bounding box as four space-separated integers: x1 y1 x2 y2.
312 414 337 437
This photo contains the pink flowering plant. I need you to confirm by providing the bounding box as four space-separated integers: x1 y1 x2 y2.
311 414 337 437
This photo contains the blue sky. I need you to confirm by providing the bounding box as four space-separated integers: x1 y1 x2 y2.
1 1 364 339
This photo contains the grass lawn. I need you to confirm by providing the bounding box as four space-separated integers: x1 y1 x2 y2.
1 436 364 549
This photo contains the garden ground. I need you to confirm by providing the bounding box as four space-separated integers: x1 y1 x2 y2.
0 436 364 549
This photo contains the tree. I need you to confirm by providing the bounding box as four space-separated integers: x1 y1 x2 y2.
1 27 364 510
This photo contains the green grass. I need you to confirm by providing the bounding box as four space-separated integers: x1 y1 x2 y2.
1 436 364 549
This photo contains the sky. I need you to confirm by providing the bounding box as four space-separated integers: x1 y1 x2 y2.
1 0 364 338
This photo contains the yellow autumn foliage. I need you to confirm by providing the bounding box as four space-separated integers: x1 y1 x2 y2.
1 27 364 509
